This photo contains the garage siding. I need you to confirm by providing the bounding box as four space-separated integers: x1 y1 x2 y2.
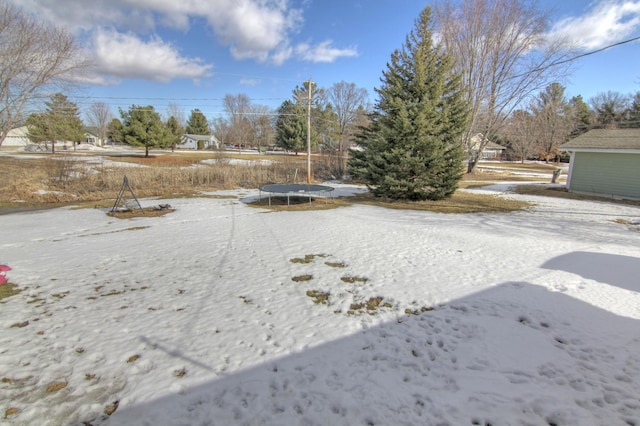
569 152 640 199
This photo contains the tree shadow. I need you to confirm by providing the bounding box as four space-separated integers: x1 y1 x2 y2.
542 251 640 292
105 282 640 426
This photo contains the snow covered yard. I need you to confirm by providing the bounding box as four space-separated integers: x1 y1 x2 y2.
1 183 639 425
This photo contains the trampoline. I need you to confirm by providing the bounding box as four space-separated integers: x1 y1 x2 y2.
259 183 335 206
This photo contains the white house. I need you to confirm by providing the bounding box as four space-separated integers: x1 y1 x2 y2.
82 127 103 146
178 134 220 150
470 133 506 159
2 126 30 147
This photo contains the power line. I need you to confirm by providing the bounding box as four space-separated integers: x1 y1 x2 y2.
73 96 286 102
511 35 640 80
550 35 640 68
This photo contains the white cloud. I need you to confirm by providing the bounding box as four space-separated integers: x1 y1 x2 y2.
295 40 359 63
549 0 640 50
90 29 213 84
210 0 303 62
14 0 158 32
11 0 358 80
12 0 306 64
271 44 295 65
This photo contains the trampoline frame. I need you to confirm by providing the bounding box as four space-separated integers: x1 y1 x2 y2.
258 183 335 206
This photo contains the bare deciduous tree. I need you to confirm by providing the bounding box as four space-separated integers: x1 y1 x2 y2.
434 0 574 172
166 102 186 128
589 91 630 128
0 0 87 146
210 116 231 147
325 81 369 153
223 93 253 150
85 101 113 146
247 104 274 152
503 109 537 163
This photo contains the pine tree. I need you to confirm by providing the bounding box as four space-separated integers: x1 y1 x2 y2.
570 95 591 136
185 109 210 134
119 105 170 157
166 116 185 150
275 100 305 154
348 7 468 201
107 118 124 144
26 93 84 153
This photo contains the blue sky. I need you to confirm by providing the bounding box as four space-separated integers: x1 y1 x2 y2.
13 0 640 120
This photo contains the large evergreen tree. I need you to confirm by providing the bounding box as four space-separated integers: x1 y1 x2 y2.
530 83 573 162
185 109 210 134
26 93 84 153
119 105 170 157
348 6 468 201
570 95 591 136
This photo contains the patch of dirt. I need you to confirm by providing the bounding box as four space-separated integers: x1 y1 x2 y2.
106 207 175 219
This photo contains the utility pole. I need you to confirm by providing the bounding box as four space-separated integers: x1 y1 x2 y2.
306 79 313 184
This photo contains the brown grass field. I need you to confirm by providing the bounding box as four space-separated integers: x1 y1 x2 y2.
1 149 633 215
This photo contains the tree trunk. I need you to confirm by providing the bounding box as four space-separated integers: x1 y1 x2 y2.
466 153 478 173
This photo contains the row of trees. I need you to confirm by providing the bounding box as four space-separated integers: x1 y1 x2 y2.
501 86 640 162
106 107 211 156
23 92 209 157
23 81 370 160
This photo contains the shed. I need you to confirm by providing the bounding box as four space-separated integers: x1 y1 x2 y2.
179 134 219 150
559 128 640 200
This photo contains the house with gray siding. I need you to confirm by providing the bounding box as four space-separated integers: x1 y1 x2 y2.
559 128 640 200
179 134 219 150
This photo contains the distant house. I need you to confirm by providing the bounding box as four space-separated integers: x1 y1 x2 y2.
83 127 103 146
178 134 219 150
3 126 103 148
559 128 640 200
470 134 506 160
2 126 30 147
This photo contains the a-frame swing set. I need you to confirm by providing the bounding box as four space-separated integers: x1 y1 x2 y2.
111 175 143 214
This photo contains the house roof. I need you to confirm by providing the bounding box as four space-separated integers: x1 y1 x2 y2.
484 141 506 150
470 133 505 150
7 126 29 136
560 128 640 150
183 134 218 141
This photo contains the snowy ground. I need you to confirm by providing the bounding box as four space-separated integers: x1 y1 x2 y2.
1 183 639 426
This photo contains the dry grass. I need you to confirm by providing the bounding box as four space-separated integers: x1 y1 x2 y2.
2 153 629 216
351 191 533 214
250 196 351 211
0 153 534 214
0 283 22 301
0 153 310 211
106 207 175 219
